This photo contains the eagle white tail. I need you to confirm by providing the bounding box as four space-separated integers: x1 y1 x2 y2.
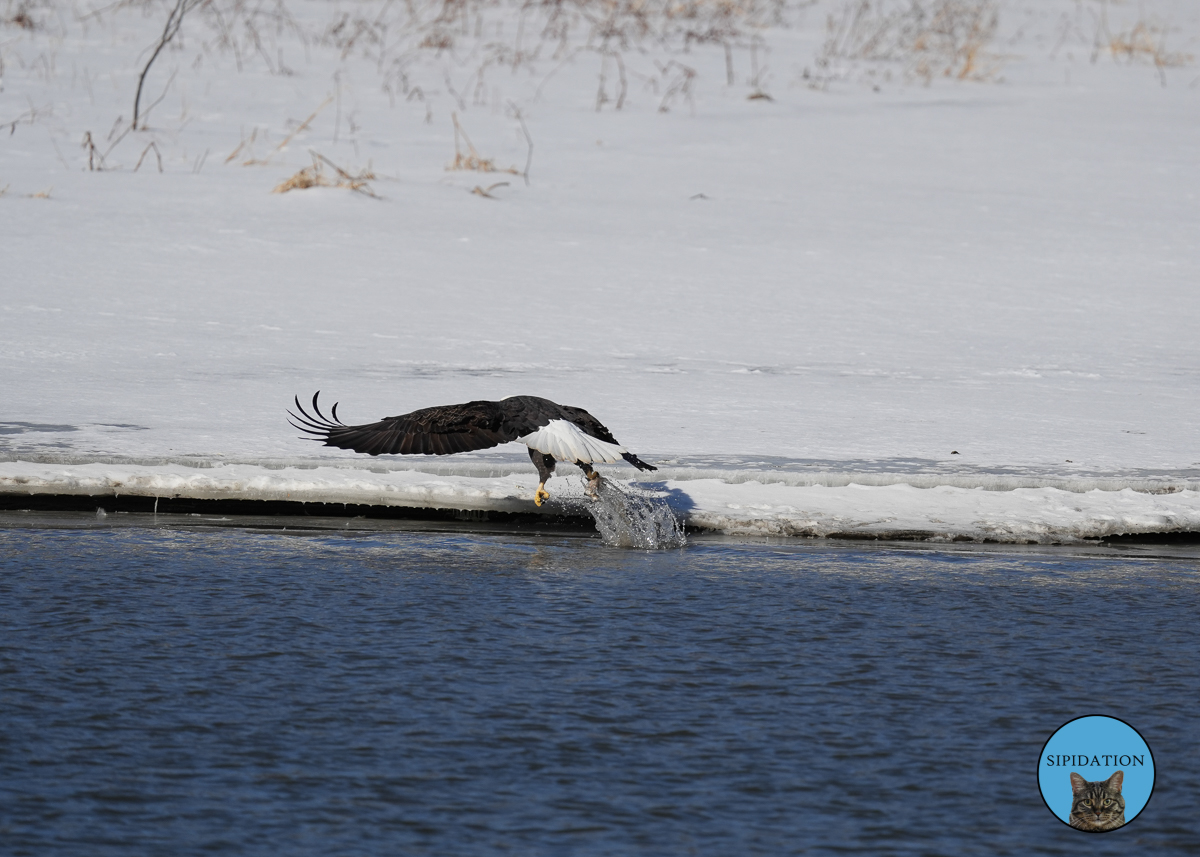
516 420 627 464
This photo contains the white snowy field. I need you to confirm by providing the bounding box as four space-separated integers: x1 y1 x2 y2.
2 0 1199 540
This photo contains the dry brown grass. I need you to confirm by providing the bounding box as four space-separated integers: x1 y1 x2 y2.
448 150 506 172
273 164 329 192
446 113 518 174
815 0 1002 87
272 153 379 197
1107 22 1192 69
1089 6 1193 87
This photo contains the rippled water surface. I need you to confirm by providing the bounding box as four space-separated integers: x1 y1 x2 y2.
2 517 1199 855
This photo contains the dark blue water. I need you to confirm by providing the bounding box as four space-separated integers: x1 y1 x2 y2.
2 517 1199 855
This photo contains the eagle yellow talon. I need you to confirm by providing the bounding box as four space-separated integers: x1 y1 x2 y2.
535 487 550 506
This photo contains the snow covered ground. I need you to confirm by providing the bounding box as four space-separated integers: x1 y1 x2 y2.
2 0 1198 540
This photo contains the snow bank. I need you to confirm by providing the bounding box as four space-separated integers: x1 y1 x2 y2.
4 458 1199 543
0 460 537 513
679 480 1200 542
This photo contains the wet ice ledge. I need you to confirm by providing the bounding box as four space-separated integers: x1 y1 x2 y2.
4 460 1200 543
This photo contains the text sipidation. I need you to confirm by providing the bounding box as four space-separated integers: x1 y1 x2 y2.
1044 755 1144 767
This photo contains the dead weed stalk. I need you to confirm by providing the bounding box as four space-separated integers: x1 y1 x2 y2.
470 181 509 199
134 141 164 172
81 131 105 170
225 127 259 164
247 97 333 165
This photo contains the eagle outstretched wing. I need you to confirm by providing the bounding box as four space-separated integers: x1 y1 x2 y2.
288 392 515 456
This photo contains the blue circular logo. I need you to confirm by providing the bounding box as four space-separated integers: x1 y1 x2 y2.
1038 715 1155 832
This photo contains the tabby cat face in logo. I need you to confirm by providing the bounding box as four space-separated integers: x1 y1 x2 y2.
1068 770 1125 832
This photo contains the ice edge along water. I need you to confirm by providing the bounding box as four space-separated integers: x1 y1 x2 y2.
3 458 1200 544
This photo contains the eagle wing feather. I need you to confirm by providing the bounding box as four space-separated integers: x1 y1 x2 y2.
289 392 515 456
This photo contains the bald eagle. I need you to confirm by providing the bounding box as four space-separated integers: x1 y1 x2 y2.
288 392 657 506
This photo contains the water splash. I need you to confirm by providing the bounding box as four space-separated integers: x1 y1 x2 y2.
583 477 686 549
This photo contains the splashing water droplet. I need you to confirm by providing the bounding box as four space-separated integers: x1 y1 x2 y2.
584 477 686 549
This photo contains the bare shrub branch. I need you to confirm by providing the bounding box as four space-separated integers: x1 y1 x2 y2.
133 0 205 130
